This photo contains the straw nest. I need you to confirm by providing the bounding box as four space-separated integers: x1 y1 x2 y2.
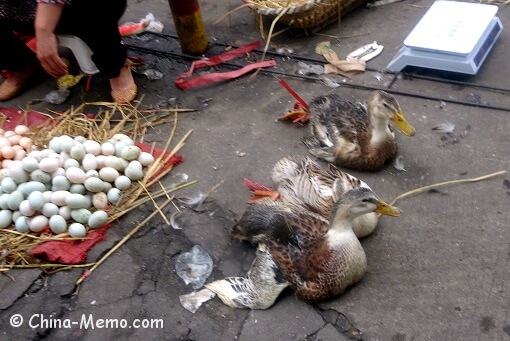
0 101 196 274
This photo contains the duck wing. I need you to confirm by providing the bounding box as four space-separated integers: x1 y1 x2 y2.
274 156 370 217
264 206 329 283
310 94 370 140
230 200 293 243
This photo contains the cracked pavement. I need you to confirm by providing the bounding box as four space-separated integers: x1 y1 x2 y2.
1 0 510 340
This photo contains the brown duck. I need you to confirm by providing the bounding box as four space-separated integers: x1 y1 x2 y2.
205 186 401 309
302 91 416 171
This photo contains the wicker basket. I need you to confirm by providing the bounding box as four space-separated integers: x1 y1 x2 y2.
244 0 368 29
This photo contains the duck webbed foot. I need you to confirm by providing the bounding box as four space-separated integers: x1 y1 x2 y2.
278 108 309 124
243 178 280 203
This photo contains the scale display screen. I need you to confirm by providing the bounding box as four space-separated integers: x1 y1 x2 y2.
404 1 498 55
387 0 503 75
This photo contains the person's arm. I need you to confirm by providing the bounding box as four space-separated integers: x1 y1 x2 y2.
35 2 68 77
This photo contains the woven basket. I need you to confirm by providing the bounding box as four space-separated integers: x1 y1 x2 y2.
244 0 368 29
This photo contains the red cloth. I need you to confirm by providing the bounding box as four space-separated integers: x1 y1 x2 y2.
30 226 108 264
0 107 183 264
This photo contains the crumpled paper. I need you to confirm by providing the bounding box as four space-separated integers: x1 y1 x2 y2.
315 41 365 78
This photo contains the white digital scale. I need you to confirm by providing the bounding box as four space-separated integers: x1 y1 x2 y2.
387 1 503 75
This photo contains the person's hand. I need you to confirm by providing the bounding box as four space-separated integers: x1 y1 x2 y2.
34 2 67 77
35 31 68 78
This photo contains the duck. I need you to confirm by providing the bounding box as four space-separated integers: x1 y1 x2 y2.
205 186 401 309
247 155 381 238
301 90 416 171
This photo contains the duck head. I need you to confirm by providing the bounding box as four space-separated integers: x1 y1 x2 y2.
368 91 416 137
330 187 401 227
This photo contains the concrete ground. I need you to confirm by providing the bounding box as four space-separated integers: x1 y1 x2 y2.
1 0 509 340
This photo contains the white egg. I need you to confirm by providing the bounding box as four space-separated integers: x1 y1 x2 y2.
30 169 52 184
8 167 29 184
102 182 112 192
1 177 17 193
128 160 142 170
107 188 122 204
70 144 86 161
101 142 115 156
50 190 71 206
19 200 36 216
65 193 91 209
0 209 12 228
14 149 27 161
39 158 60 173
48 137 62 153
112 133 130 141
92 192 108 209
49 215 67 234
27 150 40 159
68 223 87 237
59 135 75 153
42 191 52 203
42 202 59 217
124 166 144 181
7 190 24 210
66 167 86 184
28 191 45 210
69 184 86 195
82 154 98 171
29 215 49 232
120 145 141 161
12 210 22 223
88 210 108 229
0 194 9 210
21 156 39 172
37 149 53 160
14 124 29 135
73 136 86 144
138 152 155 166
99 167 119 182
71 208 91 224
52 167 66 177
15 216 30 233
19 181 46 196
52 175 71 191
0 136 10 147
19 137 32 151
117 158 129 172
2 146 15 159
114 139 134 157
63 158 80 169
84 177 104 193
85 170 99 178
103 156 123 171
83 140 101 155
95 155 106 168
59 206 71 220
114 176 131 190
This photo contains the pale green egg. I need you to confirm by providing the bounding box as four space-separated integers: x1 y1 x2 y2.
68 223 87 237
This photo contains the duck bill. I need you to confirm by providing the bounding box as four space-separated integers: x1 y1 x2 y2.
375 200 401 217
393 112 416 137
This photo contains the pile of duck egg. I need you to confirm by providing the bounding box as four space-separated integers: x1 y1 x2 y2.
0 125 155 237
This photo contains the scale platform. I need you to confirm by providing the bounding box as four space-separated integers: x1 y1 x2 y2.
387 1 503 75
